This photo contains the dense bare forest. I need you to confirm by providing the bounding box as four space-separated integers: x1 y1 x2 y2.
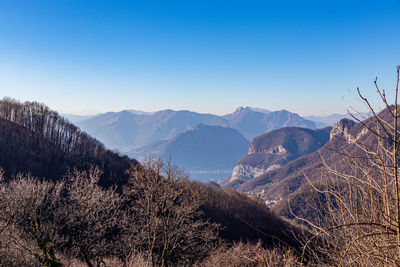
0 98 135 187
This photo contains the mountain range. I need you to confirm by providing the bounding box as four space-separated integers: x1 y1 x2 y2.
223 107 316 140
65 107 359 181
73 107 317 151
304 111 372 128
75 109 228 152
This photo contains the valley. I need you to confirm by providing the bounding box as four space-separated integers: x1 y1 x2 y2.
67 106 349 181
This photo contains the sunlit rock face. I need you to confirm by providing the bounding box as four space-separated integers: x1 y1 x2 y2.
227 126 332 184
329 118 356 143
230 163 281 182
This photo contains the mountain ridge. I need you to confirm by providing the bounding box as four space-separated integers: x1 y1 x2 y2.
75 107 317 152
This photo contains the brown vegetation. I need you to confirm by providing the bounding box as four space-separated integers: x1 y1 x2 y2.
195 242 301 267
0 157 305 266
124 158 219 266
296 66 400 266
0 167 126 267
195 182 305 251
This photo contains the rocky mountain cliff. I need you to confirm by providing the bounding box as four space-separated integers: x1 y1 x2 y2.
222 127 331 187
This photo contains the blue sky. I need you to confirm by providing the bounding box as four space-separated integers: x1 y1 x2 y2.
0 0 399 116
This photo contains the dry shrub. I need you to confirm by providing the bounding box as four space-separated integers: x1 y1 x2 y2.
75 252 152 267
124 251 152 267
195 242 301 267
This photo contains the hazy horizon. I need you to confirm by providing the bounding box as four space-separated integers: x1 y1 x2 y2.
58 105 357 118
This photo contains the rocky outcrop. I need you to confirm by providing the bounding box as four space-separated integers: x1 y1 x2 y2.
231 164 275 182
248 144 287 155
230 143 286 182
224 126 332 185
329 119 356 143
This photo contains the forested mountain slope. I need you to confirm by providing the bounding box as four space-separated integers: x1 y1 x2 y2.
0 98 136 186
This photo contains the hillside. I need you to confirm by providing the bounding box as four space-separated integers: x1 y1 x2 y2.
0 99 136 187
193 182 306 250
129 124 250 179
233 118 358 198
223 126 331 186
229 109 389 221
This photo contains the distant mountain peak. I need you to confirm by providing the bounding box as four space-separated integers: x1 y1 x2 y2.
193 123 207 130
233 106 270 114
235 106 252 112
329 118 356 141
156 109 175 114
126 109 154 115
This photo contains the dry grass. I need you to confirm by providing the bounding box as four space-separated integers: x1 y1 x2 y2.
195 242 302 267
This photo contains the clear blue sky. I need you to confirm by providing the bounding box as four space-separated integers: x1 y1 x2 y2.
0 0 399 116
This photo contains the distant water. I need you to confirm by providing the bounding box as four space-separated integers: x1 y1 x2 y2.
188 170 231 182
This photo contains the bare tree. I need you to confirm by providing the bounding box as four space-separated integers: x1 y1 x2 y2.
58 167 127 267
0 167 127 267
124 158 219 267
302 66 400 266
0 174 64 266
